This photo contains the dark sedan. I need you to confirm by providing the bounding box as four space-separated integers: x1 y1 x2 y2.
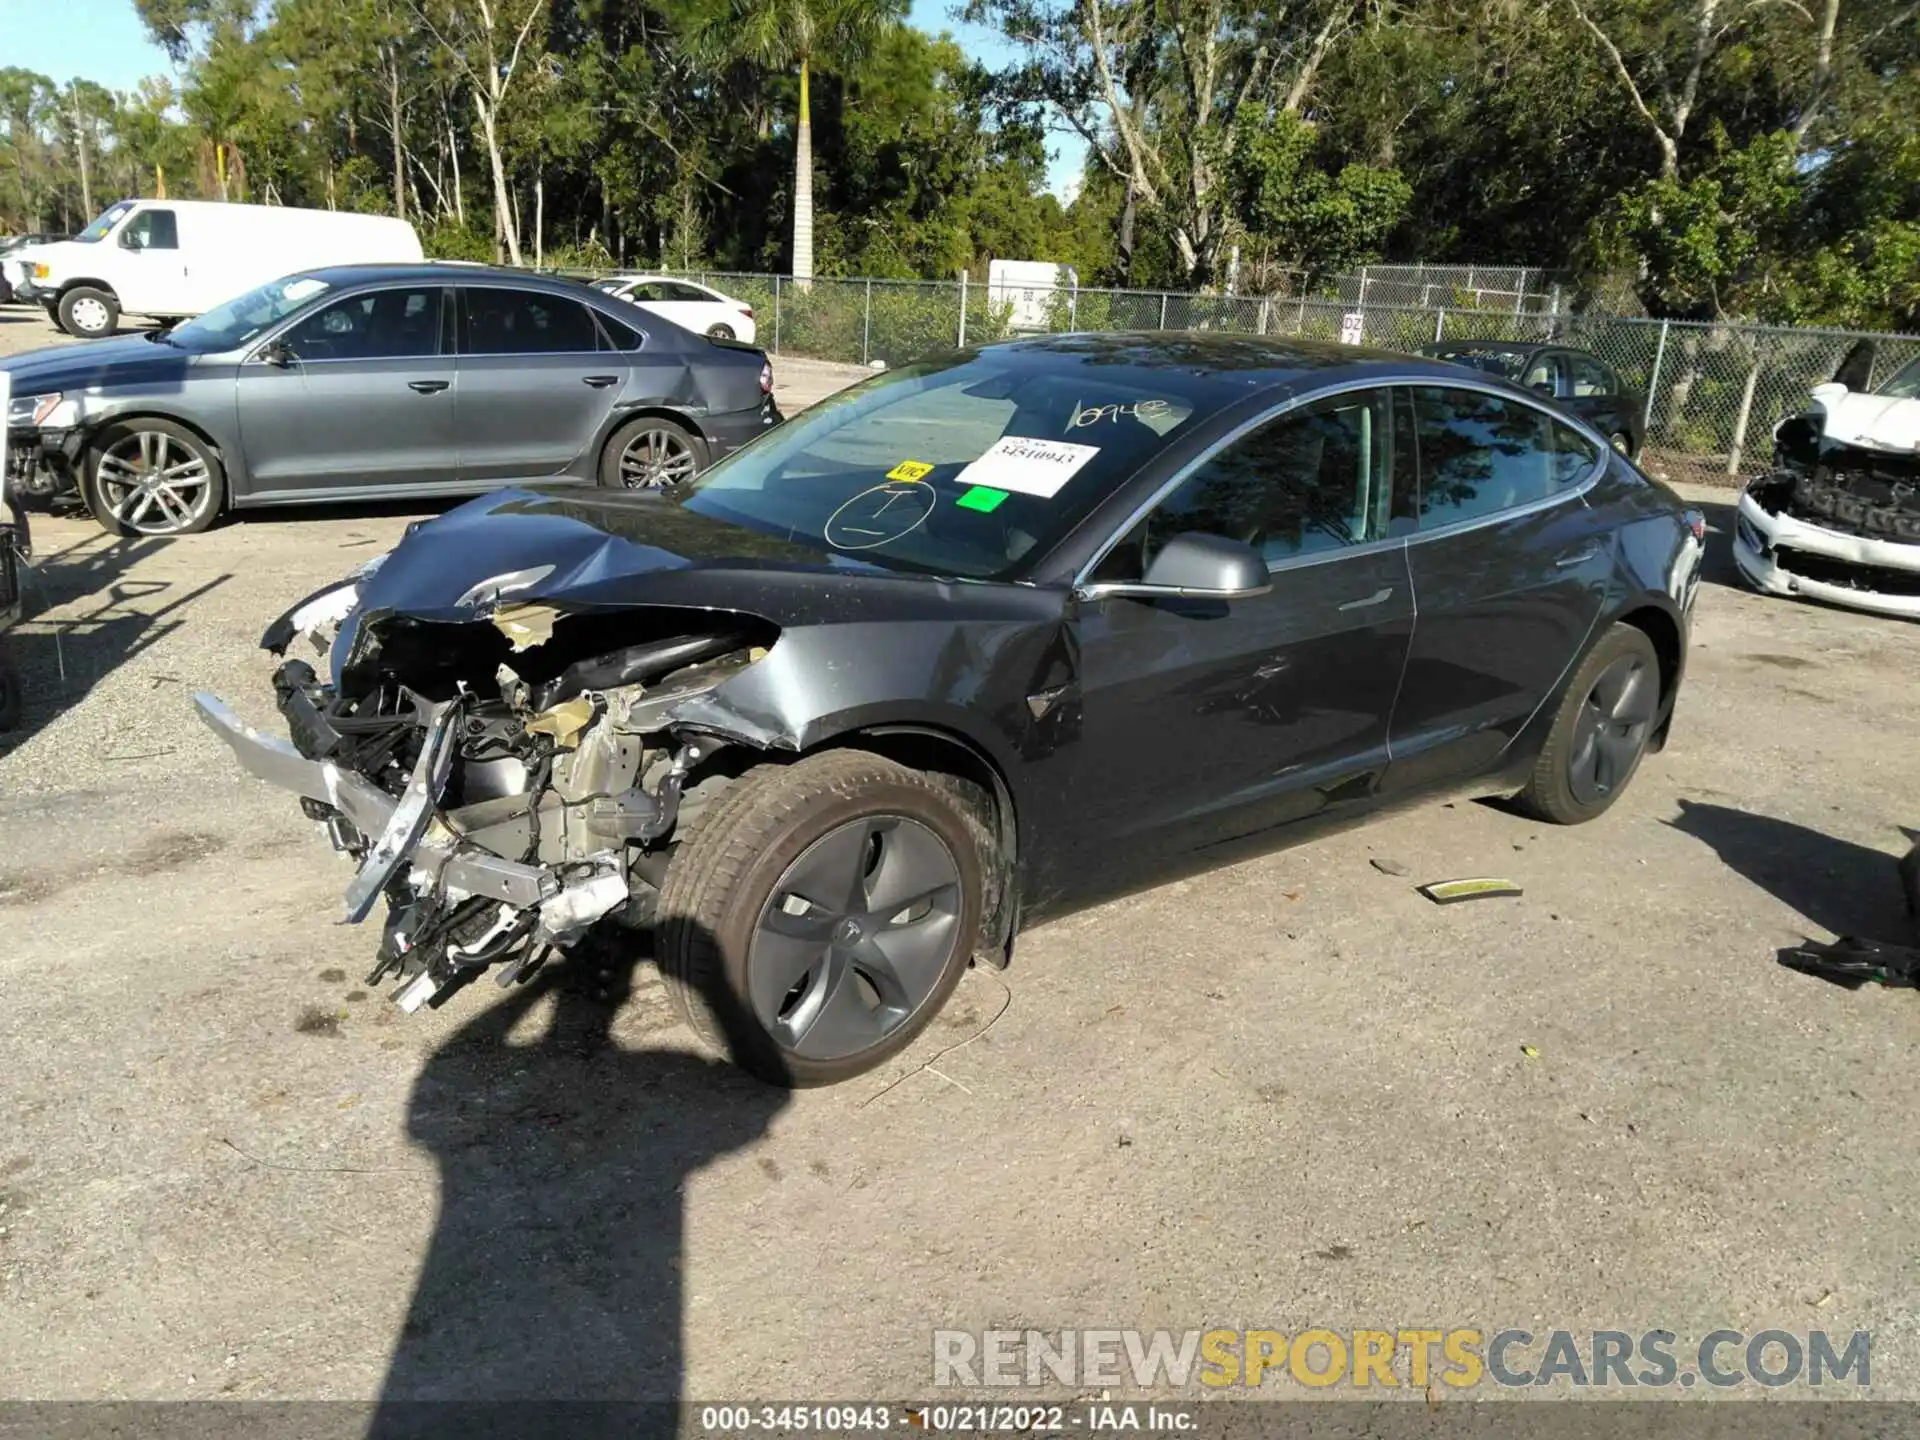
196 333 1703 1086
1 263 779 537
1419 341 1645 458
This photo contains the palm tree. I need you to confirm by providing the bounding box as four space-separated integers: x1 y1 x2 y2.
703 0 899 280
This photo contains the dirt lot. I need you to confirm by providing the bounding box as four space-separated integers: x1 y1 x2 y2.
2 307 1918 1405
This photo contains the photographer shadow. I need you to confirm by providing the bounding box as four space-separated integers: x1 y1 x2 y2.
369 923 788 1438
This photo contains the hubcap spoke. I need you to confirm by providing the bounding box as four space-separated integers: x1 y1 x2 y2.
864 912 959 1005
1571 655 1653 804
786 954 886 1059
746 927 830 1030
783 821 876 915
863 820 959 916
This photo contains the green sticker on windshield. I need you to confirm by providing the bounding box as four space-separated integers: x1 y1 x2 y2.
956 485 1010 513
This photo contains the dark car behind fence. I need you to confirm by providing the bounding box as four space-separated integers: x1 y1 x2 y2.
548 265 1920 489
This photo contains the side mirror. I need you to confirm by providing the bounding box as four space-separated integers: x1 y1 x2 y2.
259 342 297 368
1076 532 1272 602
1530 379 1556 396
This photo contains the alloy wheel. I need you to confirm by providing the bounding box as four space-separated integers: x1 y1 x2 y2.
747 815 963 1062
1568 653 1656 805
94 430 214 535
618 428 697 489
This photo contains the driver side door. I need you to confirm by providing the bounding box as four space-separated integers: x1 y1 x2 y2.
1051 386 1419 896
233 284 461 500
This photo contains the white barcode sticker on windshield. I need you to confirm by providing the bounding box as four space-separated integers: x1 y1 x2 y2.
954 436 1100 499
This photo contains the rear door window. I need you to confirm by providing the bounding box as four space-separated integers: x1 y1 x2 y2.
1409 386 1595 529
1567 353 1615 397
460 287 601 355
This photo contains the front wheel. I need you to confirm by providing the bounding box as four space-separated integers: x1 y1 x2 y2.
81 419 226 536
599 415 706 490
57 286 119 339
657 750 989 1087
1513 623 1661 825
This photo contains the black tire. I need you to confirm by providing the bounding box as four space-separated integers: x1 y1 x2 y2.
1513 623 1661 825
599 415 707 490
57 285 119 338
1608 431 1636 460
81 418 226 537
705 323 736 341
657 749 990 1087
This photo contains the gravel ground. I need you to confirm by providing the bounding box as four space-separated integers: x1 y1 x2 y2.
2 307 1918 1406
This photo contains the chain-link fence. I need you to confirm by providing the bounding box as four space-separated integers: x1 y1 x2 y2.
555 267 1918 488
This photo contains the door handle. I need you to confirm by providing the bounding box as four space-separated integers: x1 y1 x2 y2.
408 379 450 394
1337 586 1393 611
1556 545 1602 568
582 374 620 388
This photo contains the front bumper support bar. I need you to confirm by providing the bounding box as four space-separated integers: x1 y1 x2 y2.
192 692 556 917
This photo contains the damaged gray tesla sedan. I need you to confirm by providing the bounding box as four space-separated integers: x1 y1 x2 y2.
196 334 1703 1086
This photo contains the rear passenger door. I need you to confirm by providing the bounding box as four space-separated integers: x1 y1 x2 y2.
1381 384 1615 794
453 285 626 485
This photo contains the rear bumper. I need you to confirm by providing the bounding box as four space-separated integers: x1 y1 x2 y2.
703 399 783 460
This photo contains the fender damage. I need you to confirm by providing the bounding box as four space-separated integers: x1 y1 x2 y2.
195 485 1071 1012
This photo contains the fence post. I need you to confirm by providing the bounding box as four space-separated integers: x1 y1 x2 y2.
1359 266 1369 309
862 278 872 366
773 275 782 357
1257 297 1269 336
957 269 968 348
1726 355 1763 477
1159 293 1169 329
1642 318 1669 439
1069 283 1079 331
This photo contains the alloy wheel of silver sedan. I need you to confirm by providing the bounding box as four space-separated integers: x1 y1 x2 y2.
92 427 219 535
618 426 699 489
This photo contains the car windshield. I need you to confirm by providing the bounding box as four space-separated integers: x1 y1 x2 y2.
73 201 137 244
1880 357 1920 399
674 350 1205 580
1431 347 1529 379
166 275 334 353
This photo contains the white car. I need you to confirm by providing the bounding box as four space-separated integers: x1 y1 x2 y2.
593 274 757 344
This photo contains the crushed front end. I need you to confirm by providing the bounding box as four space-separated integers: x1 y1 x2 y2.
1736 416 1920 622
195 570 777 1012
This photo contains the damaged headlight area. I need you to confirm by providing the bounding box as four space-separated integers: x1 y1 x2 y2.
198 597 778 1012
1735 447 1920 622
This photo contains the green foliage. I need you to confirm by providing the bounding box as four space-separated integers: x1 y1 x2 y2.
1226 110 1411 283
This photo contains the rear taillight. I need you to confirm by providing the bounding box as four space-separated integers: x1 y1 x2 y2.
740 305 754 320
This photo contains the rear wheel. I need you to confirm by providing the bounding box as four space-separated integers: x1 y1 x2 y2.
657 750 989 1087
705 323 736 341
81 419 225 537
1608 431 1636 460
57 286 118 339
599 415 706 490
1513 623 1661 825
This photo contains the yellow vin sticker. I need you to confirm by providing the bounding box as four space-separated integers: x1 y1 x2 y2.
886 459 935 482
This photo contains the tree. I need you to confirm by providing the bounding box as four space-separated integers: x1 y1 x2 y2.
965 0 1365 284
412 0 552 263
700 0 904 279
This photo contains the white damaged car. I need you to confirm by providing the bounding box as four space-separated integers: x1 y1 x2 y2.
1735 345 1920 621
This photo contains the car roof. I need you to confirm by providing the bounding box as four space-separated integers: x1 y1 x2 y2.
970 331 1485 396
291 262 601 293
1422 340 1553 357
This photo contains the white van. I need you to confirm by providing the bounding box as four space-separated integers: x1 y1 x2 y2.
987 259 1077 333
12 199 423 338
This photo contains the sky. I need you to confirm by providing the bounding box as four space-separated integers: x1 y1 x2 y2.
3 0 1087 198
